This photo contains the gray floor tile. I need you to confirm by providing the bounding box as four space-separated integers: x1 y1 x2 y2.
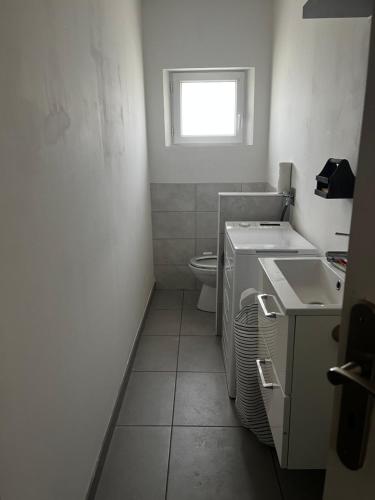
271 451 325 500
167 427 281 500
150 290 183 310
117 372 176 425
182 290 200 309
143 309 181 335
173 372 239 426
133 336 179 372
181 309 215 335
96 426 170 500
178 336 224 372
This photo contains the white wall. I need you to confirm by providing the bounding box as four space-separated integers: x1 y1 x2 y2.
268 0 371 253
142 0 274 183
0 1 154 499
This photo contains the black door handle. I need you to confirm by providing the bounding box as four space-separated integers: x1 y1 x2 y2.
328 362 375 397
328 301 375 470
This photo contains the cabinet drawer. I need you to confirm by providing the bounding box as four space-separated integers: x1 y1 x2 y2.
257 354 290 468
258 291 295 395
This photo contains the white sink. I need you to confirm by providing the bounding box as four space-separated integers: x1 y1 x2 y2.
274 258 343 306
259 257 345 314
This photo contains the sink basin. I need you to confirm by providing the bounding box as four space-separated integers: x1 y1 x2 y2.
274 258 343 306
258 257 345 314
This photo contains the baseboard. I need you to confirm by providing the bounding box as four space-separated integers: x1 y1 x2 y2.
86 282 155 500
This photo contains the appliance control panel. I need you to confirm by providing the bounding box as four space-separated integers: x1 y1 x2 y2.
226 221 292 230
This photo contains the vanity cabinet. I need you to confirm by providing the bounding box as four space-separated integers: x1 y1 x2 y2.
257 274 339 469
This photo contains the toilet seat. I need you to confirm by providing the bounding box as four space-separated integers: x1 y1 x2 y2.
189 255 217 270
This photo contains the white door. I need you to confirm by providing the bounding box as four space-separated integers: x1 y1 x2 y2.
323 16 375 500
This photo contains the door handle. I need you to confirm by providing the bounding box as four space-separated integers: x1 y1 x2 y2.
327 301 375 470
328 362 375 397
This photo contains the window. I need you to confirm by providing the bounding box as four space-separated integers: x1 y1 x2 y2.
169 70 248 145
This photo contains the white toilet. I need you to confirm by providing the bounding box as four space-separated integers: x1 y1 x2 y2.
189 253 218 312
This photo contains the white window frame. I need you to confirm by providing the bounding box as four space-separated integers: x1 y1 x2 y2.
170 70 246 145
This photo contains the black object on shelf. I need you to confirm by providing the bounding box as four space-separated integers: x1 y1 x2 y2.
315 158 355 199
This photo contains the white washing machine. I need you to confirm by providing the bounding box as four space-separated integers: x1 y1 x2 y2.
222 221 318 398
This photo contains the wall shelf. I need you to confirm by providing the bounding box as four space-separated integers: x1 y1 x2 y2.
303 0 373 19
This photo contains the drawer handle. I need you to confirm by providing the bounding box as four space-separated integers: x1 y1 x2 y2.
258 294 283 319
256 359 279 389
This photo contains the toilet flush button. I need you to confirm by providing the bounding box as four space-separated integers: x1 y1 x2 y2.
239 222 251 227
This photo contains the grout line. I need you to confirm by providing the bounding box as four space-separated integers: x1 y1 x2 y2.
142 333 216 337
126 370 177 374
130 370 172 373
176 370 225 374
151 210 217 214
131 370 225 375
147 309 182 312
131 370 225 374
142 333 181 336
133 370 177 373
164 292 183 500
116 424 172 428
179 333 219 337
179 333 216 336
115 424 243 429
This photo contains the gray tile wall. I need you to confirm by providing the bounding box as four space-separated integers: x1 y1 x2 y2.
151 183 273 290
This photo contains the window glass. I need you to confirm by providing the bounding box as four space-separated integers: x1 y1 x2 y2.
180 80 237 137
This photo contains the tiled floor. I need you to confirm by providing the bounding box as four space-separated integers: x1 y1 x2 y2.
95 290 325 500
